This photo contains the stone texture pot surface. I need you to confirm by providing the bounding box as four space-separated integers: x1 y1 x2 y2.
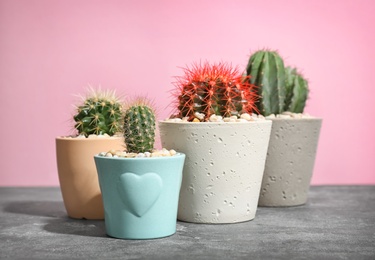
94 154 185 239
258 118 322 207
159 121 272 224
56 137 124 219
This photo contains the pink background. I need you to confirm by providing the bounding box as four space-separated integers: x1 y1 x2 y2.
1 0 374 186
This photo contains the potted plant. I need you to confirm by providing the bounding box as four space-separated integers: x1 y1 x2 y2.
159 61 272 223
94 98 185 239
245 50 322 206
56 88 124 219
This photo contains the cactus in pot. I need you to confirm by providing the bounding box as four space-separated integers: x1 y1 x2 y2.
245 49 322 207
94 97 185 239
56 87 125 220
173 61 258 121
159 61 273 224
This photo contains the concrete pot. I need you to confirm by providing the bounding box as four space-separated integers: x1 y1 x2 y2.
55 137 124 219
159 121 272 223
258 118 322 206
94 154 185 239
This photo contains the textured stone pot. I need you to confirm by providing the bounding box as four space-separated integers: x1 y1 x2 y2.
94 154 185 239
56 137 124 219
159 121 272 223
258 118 322 207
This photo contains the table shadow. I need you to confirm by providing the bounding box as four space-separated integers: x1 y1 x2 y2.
4 201 107 238
4 201 66 218
44 218 107 238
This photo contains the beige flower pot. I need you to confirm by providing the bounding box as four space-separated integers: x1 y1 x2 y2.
56 137 124 219
159 121 272 223
258 118 322 206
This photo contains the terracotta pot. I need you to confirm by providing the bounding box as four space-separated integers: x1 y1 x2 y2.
258 118 322 206
159 121 272 224
56 137 124 219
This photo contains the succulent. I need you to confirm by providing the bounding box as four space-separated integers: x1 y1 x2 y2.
123 98 156 153
284 66 309 113
246 50 309 115
172 61 258 121
245 50 286 116
73 88 123 137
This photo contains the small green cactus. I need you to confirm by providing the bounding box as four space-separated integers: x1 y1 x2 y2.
284 66 309 113
246 50 309 115
73 88 123 137
123 98 156 153
245 50 286 116
173 61 258 121
284 66 297 110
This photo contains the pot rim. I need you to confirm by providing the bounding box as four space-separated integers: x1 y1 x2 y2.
265 117 323 121
56 136 123 141
158 120 272 125
94 153 185 161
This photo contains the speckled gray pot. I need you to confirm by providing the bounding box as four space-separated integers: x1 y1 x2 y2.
258 118 322 207
159 121 272 223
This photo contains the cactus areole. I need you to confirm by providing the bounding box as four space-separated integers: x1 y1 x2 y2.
172 62 258 122
123 100 156 153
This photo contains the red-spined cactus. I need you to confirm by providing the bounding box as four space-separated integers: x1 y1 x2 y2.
172 62 258 121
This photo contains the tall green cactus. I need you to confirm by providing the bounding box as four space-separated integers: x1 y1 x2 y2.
246 50 309 115
123 99 156 153
174 61 257 121
246 50 286 116
284 66 309 113
74 88 123 137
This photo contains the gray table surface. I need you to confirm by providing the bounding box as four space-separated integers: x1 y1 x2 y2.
0 186 374 260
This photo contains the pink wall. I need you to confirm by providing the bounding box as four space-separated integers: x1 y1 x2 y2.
1 0 374 186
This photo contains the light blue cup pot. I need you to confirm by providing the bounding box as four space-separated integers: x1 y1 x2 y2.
94 153 185 239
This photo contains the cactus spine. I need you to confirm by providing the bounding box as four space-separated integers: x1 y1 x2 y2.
246 50 286 116
284 66 309 113
174 61 257 121
123 98 156 153
74 88 123 137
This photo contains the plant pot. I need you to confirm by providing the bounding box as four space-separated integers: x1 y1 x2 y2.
56 137 124 219
258 118 322 206
94 153 185 239
159 121 272 223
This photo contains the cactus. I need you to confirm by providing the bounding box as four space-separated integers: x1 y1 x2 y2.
246 50 309 115
245 50 286 116
123 98 156 153
73 88 123 137
284 66 297 110
173 61 258 121
284 66 309 113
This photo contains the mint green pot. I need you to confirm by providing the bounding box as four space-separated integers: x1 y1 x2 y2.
94 153 185 239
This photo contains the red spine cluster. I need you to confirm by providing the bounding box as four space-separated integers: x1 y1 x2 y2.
172 61 258 121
